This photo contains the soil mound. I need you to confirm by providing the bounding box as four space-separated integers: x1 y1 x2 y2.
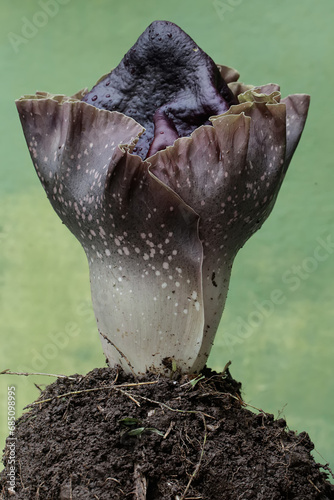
1 366 333 499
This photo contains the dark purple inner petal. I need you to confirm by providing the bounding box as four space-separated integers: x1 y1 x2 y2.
82 20 237 159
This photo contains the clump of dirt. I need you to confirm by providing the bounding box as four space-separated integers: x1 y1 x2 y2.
1 365 333 499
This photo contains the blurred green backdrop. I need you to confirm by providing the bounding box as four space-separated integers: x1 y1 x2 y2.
0 0 333 478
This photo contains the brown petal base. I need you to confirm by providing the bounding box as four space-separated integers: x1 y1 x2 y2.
1 367 333 500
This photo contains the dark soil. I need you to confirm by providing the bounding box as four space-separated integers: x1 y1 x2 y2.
1 365 333 500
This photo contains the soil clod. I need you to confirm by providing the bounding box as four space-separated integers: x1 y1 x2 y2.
1 366 333 499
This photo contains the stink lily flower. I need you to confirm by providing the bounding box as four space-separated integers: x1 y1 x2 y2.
16 21 310 374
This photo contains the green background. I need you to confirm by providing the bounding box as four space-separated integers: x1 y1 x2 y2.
1 0 333 478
